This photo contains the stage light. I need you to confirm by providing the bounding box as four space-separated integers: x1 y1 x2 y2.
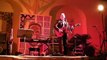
97 4 107 55
98 4 104 12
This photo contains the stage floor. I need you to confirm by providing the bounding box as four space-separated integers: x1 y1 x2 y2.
0 55 89 60
0 55 106 60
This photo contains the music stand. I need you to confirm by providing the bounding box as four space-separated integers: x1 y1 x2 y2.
17 29 33 55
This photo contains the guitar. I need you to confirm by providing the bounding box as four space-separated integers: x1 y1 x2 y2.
54 23 80 37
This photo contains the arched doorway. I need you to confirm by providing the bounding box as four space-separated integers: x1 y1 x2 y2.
50 5 87 36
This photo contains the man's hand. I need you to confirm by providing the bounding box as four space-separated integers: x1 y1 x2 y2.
59 29 63 32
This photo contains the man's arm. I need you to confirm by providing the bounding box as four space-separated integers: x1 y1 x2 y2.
54 20 63 32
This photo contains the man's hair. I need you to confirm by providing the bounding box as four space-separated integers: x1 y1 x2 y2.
29 22 41 28
29 22 42 34
60 13 66 18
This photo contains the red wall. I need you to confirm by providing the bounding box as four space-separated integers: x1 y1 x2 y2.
49 0 107 55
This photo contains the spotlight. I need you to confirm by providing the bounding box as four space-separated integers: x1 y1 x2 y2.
98 4 104 12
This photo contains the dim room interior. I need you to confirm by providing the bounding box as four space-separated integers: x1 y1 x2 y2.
0 0 107 60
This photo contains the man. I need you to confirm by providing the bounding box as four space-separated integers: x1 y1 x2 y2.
28 23 41 56
54 13 72 55
29 23 41 39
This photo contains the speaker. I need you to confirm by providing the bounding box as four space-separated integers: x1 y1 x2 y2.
0 32 7 54
0 32 6 43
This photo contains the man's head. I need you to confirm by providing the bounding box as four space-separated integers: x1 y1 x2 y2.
29 23 41 39
60 13 66 20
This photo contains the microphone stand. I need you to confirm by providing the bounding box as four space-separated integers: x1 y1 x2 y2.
99 12 107 55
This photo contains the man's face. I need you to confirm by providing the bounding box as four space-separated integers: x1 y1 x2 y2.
29 25 41 39
60 13 65 20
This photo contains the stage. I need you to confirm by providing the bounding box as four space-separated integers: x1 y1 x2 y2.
0 55 106 60
0 55 89 60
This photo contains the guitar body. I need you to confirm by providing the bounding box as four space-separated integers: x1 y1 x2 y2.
54 28 65 37
54 23 80 38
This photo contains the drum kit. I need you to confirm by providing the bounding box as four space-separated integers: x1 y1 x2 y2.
42 34 95 56
67 34 95 56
